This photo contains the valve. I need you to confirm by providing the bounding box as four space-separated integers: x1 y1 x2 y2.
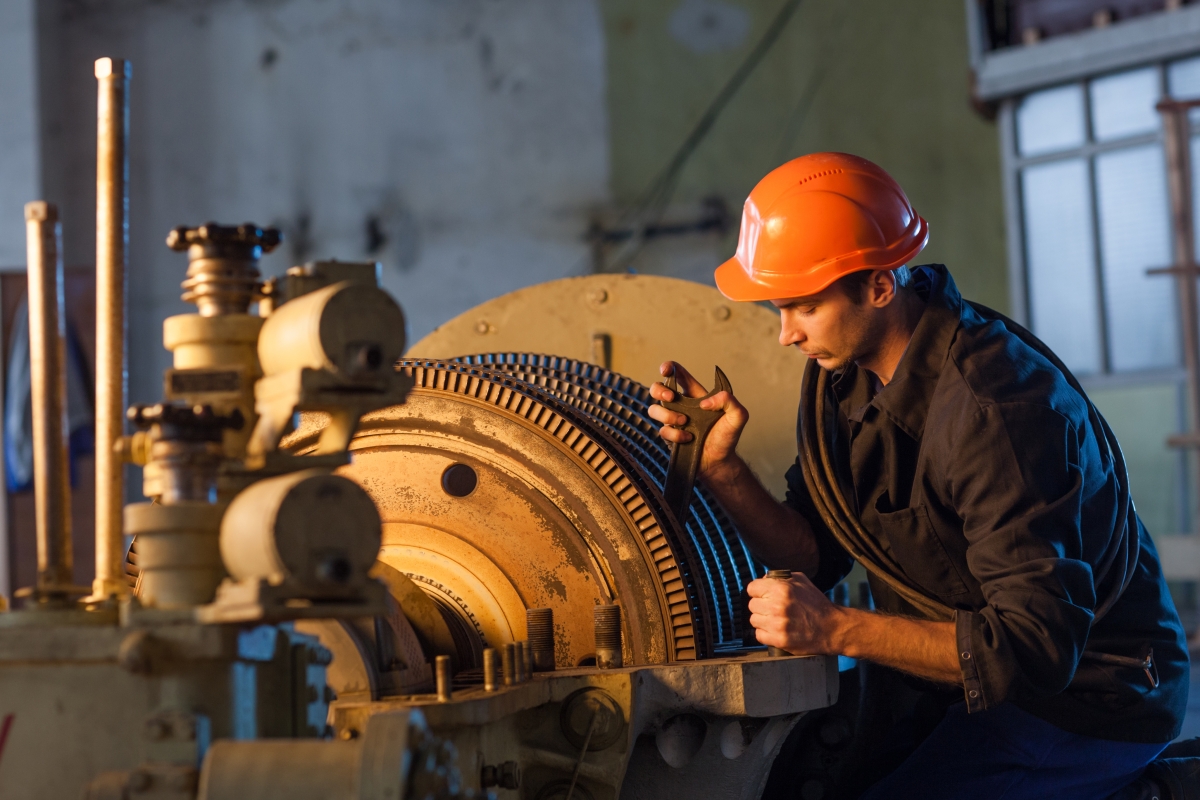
128 403 244 442
126 403 243 504
166 222 282 316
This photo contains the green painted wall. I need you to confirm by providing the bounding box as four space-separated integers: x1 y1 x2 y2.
1091 383 1184 539
602 0 1009 311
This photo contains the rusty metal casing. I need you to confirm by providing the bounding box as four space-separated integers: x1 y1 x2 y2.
93 57 131 601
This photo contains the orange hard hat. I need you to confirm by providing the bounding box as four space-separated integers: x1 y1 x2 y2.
714 152 929 302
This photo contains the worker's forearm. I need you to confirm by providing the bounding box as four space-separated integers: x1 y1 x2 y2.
832 607 961 686
702 456 819 576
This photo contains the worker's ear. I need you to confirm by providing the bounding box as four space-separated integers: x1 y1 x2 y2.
867 269 898 308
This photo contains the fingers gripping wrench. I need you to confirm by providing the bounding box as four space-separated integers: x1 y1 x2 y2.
661 366 732 523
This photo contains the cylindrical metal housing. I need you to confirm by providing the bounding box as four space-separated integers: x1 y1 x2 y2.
125 502 225 608
765 570 792 657
435 655 452 702
594 604 623 669
93 56 131 601
162 313 264 458
220 469 381 593
257 282 406 379
527 608 555 671
483 647 498 692
198 740 359 800
502 642 517 686
519 641 531 682
25 202 73 597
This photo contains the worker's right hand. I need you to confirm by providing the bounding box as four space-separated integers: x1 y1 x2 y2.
648 361 750 485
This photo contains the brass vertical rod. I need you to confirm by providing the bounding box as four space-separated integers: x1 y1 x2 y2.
92 57 131 601
25 202 73 596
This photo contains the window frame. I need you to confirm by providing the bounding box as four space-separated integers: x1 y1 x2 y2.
998 62 1193 532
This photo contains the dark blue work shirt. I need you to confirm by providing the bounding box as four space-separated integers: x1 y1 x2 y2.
786 264 1189 744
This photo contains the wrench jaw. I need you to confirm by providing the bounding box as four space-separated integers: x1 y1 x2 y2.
660 367 731 523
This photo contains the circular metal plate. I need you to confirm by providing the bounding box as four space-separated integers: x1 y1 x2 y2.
408 274 807 500
289 359 712 663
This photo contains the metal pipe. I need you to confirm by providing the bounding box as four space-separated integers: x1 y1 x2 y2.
25 202 73 596
93 57 131 601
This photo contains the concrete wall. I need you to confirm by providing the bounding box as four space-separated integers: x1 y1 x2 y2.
601 0 1008 311
41 0 1007 405
0 0 41 266
49 0 610 407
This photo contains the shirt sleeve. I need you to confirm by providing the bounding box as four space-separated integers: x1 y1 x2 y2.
948 402 1101 712
783 460 855 592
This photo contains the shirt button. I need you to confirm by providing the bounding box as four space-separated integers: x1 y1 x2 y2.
969 690 979 699
961 652 971 660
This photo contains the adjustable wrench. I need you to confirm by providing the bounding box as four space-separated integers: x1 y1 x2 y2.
660 366 732 523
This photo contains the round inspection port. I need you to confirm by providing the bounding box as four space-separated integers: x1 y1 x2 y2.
441 463 478 497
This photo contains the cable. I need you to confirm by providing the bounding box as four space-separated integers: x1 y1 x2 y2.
796 303 1138 626
600 0 806 274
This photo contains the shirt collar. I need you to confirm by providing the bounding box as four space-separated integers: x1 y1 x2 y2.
867 264 963 440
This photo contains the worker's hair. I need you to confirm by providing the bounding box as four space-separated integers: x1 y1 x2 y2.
833 266 912 304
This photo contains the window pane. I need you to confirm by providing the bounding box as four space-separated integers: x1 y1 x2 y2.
1022 159 1101 374
1090 67 1160 142
1193 136 1200 261
1095 145 1178 371
1168 56 1200 124
1017 84 1086 157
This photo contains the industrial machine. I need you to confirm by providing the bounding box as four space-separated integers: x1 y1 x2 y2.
0 59 836 800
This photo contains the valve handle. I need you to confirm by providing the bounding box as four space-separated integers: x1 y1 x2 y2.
166 222 282 254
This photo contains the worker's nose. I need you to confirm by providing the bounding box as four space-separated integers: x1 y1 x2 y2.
779 317 804 348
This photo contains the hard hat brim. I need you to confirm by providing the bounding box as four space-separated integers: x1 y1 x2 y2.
714 217 929 303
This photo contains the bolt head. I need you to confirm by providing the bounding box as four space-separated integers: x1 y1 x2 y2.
169 770 198 792
143 718 169 741
127 770 151 792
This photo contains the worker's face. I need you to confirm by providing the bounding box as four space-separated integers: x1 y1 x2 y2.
771 272 897 371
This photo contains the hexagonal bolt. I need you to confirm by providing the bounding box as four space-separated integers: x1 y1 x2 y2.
481 761 521 790
526 608 555 672
594 604 623 669
127 769 152 792
435 655 452 702
142 717 170 742
518 641 531 682
483 647 499 692
502 642 518 687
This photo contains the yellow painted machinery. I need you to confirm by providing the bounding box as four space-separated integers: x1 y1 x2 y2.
0 58 835 800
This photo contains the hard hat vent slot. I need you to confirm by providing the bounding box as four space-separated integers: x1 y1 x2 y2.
796 168 843 187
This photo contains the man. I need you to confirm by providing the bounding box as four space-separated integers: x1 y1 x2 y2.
649 152 1188 798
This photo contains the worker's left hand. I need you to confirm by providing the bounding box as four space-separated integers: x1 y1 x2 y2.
746 571 845 656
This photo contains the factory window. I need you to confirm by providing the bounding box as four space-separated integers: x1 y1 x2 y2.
1010 64 1180 376
1001 56 1200 536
